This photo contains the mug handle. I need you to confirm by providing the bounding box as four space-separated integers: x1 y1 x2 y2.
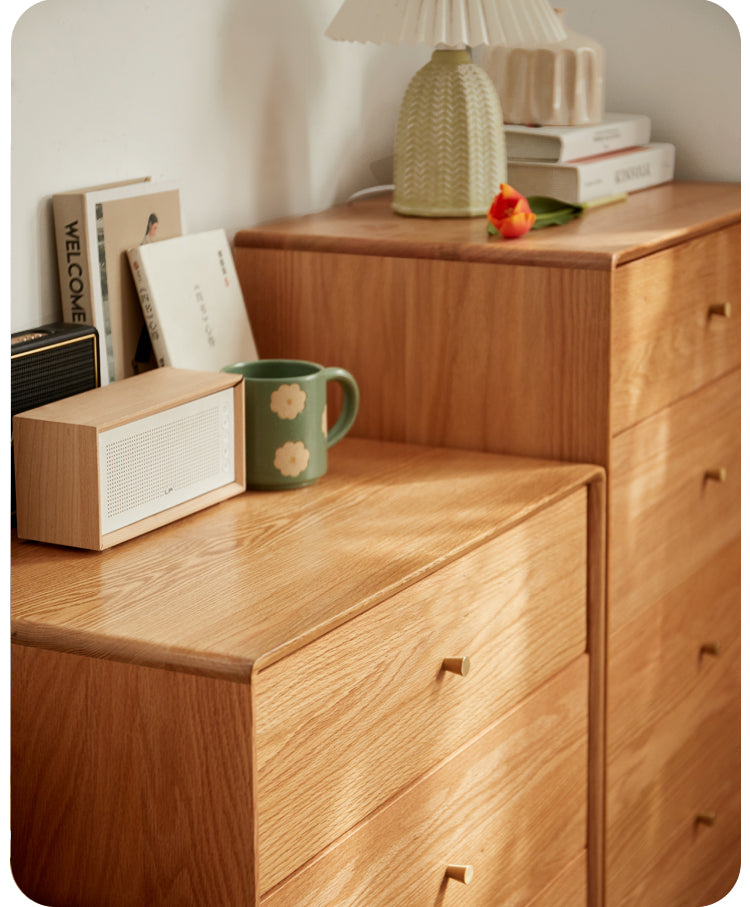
321 367 359 448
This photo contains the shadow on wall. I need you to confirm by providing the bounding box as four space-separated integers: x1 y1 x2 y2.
218 0 420 223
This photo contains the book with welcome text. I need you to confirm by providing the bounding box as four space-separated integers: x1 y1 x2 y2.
53 177 148 328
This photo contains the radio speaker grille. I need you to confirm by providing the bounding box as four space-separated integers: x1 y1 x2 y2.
11 336 99 417
99 388 235 535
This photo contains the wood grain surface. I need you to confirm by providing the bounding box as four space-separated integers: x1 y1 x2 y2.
608 538 740 755
236 249 612 465
611 225 741 434
256 491 588 890
608 371 740 634
235 182 740 270
11 644 257 907
261 657 589 907
12 438 601 679
526 852 588 907
606 624 740 906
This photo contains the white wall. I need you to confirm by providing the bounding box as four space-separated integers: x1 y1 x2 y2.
561 0 741 179
9 0 742 333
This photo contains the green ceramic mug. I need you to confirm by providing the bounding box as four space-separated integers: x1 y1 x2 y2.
222 359 359 490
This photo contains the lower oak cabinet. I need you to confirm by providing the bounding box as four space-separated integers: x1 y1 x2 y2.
11 440 604 907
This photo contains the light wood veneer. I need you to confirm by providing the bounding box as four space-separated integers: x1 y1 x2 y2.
11 439 605 907
610 225 740 433
233 181 741 907
526 852 588 907
256 490 588 890
263 658 589 907
609 370 740 632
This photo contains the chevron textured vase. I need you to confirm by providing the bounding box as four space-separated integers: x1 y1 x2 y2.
393 49 506 218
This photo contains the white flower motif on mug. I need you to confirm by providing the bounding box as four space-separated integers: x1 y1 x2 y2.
270 383 307 420
274 441 311 478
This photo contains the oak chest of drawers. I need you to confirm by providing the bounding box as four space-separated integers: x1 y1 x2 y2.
234 181 741 906
11 439 604 907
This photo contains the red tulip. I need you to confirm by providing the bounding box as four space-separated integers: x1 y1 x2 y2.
487 184 536 238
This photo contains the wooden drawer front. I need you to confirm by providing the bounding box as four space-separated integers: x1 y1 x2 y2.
607 787 740 907
255 489 588 892
527 852 587 907
606 630 740 907
262 657 589 907
608 537 740 755
609 370 740 634
611 224 740 434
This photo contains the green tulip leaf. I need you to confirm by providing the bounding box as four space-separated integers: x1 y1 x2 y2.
527 196 584 229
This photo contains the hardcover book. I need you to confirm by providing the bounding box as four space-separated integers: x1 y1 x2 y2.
53 178 183 384
127 229 258 373
507 142 676 206
504 113 652 162
53 177 148 327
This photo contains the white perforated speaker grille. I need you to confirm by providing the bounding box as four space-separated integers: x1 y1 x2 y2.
99 387 235 535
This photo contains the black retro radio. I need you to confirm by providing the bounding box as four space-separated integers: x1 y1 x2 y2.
11 322 100 521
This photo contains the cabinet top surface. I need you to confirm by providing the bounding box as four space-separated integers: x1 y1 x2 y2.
11 439 601 681
234 181 740 270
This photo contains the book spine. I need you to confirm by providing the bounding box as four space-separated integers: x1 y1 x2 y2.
84 199 115 384
560 117 651 161
127 249 171 368
52 194 94 325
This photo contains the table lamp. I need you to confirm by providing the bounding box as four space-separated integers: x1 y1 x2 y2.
325 0 566 217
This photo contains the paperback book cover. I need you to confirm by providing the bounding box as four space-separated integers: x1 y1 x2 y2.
127 230 258 373
504 113 652 163
507 142 676 206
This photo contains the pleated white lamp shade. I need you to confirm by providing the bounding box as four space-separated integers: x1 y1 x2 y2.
325 0 567 48
326 1 567 217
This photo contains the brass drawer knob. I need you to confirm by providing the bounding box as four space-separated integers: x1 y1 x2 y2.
704 467 727 483
708 302 732 319
442 656 471 677
700 642 722 657
445 864 474 884
696 811 717 827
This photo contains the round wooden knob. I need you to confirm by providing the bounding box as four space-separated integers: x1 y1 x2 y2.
704 467 727 483
445 864 474 884
700 642 721 657
442 656 471 677
696 811 717 827
708 302 732 319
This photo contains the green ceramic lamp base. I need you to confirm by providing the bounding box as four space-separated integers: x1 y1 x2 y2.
393 49 507 218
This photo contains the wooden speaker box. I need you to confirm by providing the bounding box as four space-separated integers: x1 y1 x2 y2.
13 367 246 550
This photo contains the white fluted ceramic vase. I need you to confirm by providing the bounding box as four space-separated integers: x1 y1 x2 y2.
393 49 506 218
481 13 604 126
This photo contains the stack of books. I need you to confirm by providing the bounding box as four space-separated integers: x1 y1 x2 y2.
504 112 675 206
